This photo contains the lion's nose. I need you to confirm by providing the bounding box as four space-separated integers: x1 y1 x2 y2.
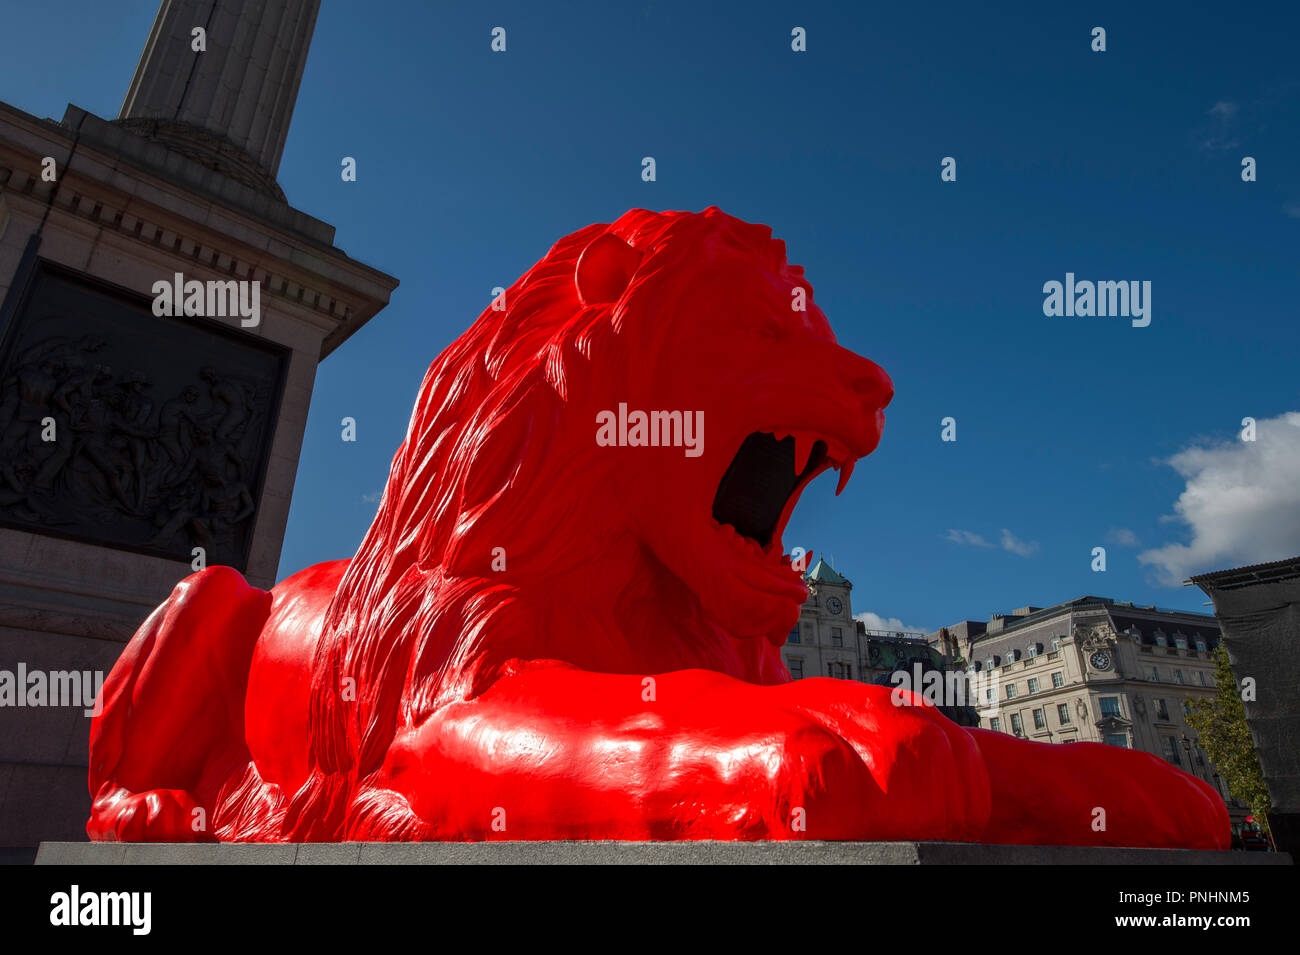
843 352 894 409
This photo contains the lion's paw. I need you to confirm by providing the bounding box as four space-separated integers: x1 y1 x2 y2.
88 785 208 843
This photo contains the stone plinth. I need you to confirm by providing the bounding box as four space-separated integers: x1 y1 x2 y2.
0 93 396 849
35 841 1292 866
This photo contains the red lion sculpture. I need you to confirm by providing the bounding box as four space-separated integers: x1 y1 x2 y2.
87 208 1228 846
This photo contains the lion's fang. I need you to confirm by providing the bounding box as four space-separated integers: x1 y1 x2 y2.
835 459 856 496
794 434 815 476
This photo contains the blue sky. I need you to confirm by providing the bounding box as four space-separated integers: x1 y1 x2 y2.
5 1 1298 633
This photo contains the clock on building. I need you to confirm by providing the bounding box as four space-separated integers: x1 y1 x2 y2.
826 597 843 615
1089 650 1113 672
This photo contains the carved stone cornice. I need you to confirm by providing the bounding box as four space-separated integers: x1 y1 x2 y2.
1074 622 1115 653
0 100 398 360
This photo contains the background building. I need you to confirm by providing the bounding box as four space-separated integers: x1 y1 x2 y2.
784 559 975 724
927 596 1249 832
784 558 864 681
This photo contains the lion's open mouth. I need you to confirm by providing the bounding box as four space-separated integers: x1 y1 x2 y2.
711 431 853 553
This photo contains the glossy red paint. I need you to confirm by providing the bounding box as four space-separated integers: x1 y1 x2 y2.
87 208 1228 847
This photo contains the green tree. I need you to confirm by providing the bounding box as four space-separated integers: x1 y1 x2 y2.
1186 645 1272 844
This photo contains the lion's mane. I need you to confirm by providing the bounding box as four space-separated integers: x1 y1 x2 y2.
280 208 798 839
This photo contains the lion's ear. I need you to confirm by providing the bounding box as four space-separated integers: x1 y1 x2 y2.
575 232 642 306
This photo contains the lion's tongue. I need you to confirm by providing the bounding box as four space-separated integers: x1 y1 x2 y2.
712 432 803 548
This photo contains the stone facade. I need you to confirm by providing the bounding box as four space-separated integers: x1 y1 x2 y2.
1191 557 1300 854
928 597 1249 830
783 560 861 681
782 558 944 684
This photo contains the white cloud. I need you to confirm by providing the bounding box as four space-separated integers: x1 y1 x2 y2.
945 528 992 548
1139 412 1300 585
1285 202 1300 219
946 527 1038 557
1107 527 1141 547
362 489 383 504
1000 528 1040 557
855 611 930 636
1196 99 1241 152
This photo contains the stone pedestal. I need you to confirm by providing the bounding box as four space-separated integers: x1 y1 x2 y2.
34 840 1293 866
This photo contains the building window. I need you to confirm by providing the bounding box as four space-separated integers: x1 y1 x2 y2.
1175 669 1185 685
990 717 1002 732
788 659 803 680
1195 638 1207 652
1026 645 1038 659
1155 699 1170 721
1027 678 1040 694
1033 708 1046 730
1182 700 1192 716
1057 703 1070 725
1148 666 1159 682
984 658 995 670
1100 696 1121 717
1051 672 1064 689
1010 714 1024 736
1199 672 1209 687
788 625 800 645
985 688 994 704
1050 637 1062 651
803 625 814 645
1006 684 1017 700
831 626 843 647
1154 631 1167 647
1161 737 1181 766
1104 733 1128 748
